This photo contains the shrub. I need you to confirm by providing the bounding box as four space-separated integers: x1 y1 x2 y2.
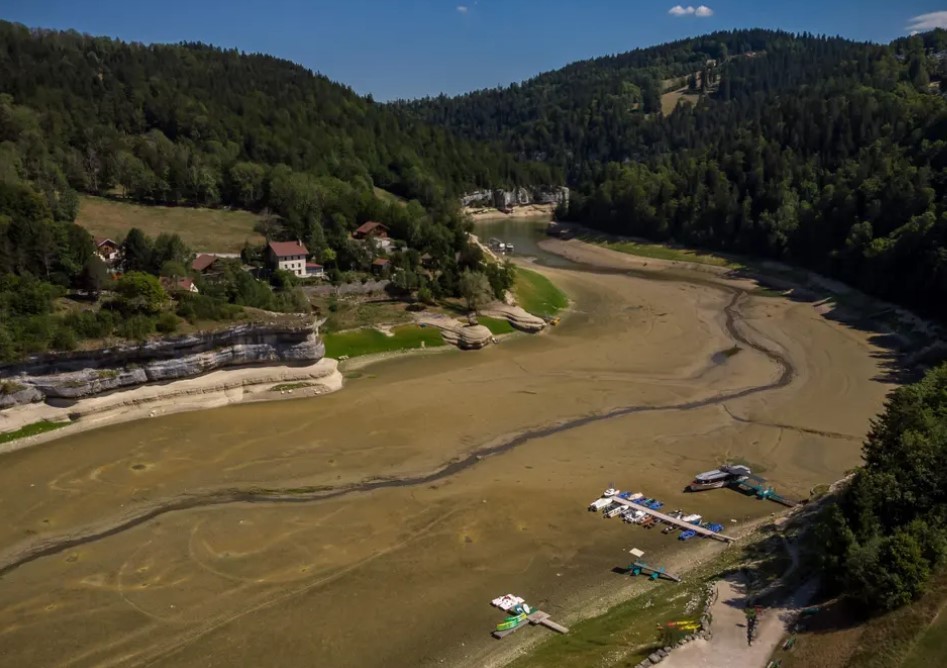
116 315 155 340
115 272 167 315
64 310 115 339
156 312 180 334
175 293 242 322
50 326 78 351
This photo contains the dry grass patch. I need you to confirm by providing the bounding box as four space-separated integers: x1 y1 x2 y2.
76 196 264 253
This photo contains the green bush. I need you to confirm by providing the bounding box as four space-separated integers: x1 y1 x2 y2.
175 293 242 323
50 325 78 351
115 272 167 315
116 314 155 340
155 311 180 334
64 310 115 339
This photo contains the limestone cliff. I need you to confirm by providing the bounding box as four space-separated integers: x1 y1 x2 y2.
461 186 569 210
0 318 324 409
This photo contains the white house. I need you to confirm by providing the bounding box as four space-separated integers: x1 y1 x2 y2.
94 238 121 266
267 240 309 277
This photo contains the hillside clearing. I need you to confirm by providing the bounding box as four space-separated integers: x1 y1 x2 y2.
76 196 264 253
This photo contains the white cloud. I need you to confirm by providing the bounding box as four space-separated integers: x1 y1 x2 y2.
906 11 947 33
457 5 469 14
669 5 714 18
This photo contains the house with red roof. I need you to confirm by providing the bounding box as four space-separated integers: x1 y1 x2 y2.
191 253 220 274
353 221 392 250
160 277 199 294
266 240 309 277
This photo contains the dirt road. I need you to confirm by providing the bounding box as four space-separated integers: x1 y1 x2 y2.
662 575 818 668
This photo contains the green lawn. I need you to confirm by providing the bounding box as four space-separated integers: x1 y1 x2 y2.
76 195 264 253
903 605 947 668
323 325 445 358
477 315 515 335
0 420 68 445
509 580 706 668
514 267 568 318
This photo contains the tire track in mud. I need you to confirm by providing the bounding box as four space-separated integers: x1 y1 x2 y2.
0 280 795 579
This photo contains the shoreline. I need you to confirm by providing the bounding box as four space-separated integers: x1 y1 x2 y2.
465 203 555 222
0 358 343 455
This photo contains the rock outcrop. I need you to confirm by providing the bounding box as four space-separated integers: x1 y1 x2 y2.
0 318 324 408
481 304 548 333
440 324 493 350
461 186 569 210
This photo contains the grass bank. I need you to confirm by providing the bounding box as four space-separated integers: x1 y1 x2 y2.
515 267 568 318
777 569 947 668
76 195 264 252
0 420 68 445
477 315 516 335
323 325 445 359
582 234 742 269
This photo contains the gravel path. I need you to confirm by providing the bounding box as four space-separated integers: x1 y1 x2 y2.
662 564 817 668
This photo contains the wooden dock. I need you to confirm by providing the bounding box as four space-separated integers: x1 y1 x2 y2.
492 610 569 639
607 497 736 543
528 610 569 634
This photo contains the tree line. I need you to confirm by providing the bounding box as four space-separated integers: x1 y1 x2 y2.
812 363 947 613
406 29 947 321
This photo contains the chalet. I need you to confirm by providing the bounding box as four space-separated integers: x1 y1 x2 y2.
160 277 199 294
267 240 309 277
306 262 326 279
353 221 393 250
420 252 435 269
371 257 391 276
191 253 220 274
95 238 121 265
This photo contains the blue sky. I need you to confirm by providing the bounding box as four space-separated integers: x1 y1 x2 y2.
4 1 947 100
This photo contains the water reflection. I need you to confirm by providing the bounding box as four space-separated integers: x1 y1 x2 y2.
472 217 575 268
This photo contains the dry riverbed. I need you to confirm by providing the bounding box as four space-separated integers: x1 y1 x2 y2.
0 242 893 668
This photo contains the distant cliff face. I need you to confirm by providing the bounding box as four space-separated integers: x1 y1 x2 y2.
461 186 570 210
0 319 324 409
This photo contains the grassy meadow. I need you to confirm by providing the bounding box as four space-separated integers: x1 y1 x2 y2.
76 196 264 253
323 325 445 359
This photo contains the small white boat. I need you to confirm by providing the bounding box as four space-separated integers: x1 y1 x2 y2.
605 505 624 519
682 514 702 523
626 510 647 524
603 488 619 497
589 498 612 511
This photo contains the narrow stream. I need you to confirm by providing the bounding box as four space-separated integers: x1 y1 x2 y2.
0 236 794 577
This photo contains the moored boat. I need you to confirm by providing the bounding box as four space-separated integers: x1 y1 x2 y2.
687 464 752 491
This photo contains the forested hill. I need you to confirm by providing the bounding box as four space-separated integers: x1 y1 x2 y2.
0 20 556 213
402 29 947 321
396 29 870 180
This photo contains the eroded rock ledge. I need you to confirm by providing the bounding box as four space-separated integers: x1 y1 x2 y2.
0 318 324 409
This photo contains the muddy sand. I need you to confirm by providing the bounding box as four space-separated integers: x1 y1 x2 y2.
0 242 892 668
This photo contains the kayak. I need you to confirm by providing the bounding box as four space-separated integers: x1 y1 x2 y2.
496 613 527 631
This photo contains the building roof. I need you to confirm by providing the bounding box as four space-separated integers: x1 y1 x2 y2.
305 262 324 268
354 221 389 237
191 253 219 272
371 257 390 266
95 237 119 248
160 277 196 292
268 240 309 258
